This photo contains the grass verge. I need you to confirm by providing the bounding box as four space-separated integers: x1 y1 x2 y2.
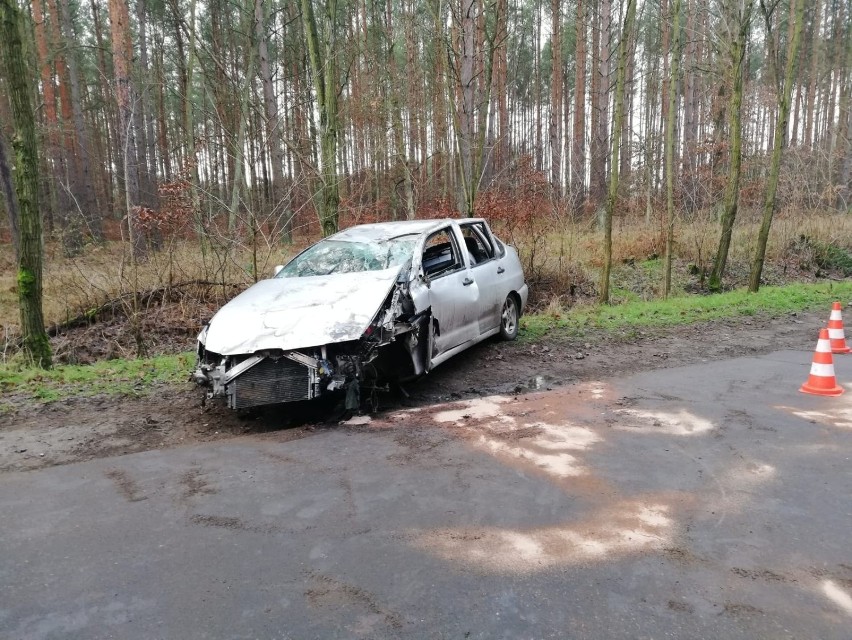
1 280 849 408
0 351 194 411
519 281 852 342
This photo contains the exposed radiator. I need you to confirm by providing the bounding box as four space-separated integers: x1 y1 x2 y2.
230 357 315 409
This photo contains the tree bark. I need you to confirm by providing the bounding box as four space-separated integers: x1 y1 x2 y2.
0 133 21 260
664 0 683 297
0 0 52 367
550 0 562 195
748 0 805 291
255 0 292 239
599 0 636 304
571 0 586 206
592 0 611 205
57 0 102 240
134 0 159 214
108 0 145 259
300 0 341 236
709 0 754 292
30 0 58 234
804 0 821 149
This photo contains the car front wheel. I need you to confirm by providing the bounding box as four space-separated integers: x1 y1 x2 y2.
499 295 519 340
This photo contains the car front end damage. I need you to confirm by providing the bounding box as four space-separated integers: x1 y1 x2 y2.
193 273 432 411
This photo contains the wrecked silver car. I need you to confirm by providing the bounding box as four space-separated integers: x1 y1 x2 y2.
193 218 529 410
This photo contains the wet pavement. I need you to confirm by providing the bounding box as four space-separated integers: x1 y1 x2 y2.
1 350 851 639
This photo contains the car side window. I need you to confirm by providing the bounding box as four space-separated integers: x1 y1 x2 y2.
422 228 463 278
460 223 495 266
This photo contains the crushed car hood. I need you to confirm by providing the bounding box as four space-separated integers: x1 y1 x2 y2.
201 268 403 355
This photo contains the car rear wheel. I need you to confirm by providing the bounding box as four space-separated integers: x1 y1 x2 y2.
499 295 519 340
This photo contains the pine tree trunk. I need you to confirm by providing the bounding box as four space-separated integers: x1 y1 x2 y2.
0 0 52 368
300 0 340 236
804 0 821 149
550 0 562 195
599 0 636 304
109 0 145 259
593 0 611 204
748 0 805 291
30 0 58 234
664 0 683 297
572 0 586 206
709 0 753 292
135 0 159 215
57 0 102 241
255 0 292 239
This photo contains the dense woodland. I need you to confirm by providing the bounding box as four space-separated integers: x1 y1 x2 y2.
1 0 851 365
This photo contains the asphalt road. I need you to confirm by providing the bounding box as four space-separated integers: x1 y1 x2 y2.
2 350 851 639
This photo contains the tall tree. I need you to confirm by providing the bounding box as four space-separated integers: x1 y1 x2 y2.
572 0 587 205
550 0 562 194
0 0 52 367
748 0 806 291
300 0 342 236
255 0 292 239
109 0 145 258
599 0 636 304
664 0 683 297
57 0 102 241
444 0 500 216
592 0 612 204
708 0 754 292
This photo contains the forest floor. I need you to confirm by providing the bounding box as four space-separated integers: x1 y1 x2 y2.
0 304 831 474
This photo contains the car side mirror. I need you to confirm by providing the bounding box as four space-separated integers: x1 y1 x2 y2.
418 268 431 288
273 265 284 277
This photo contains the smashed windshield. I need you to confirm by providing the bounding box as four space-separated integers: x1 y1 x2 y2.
276 235 419 278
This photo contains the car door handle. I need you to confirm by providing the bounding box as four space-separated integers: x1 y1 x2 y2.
462 277 474 286
497 266 505 274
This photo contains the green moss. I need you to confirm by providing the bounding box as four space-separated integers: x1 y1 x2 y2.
16 268 35 295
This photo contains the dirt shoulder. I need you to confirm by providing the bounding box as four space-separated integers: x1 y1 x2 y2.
0 309 825 473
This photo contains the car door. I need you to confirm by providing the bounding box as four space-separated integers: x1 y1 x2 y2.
459 220 502 334
411 224 480 356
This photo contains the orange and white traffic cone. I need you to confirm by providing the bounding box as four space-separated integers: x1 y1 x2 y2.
827 301 851 354
800 328 844 397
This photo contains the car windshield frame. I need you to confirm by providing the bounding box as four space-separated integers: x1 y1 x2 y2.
275 234 420 278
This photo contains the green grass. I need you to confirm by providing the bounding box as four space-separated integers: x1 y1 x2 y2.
0 351 194 410
519 281 852 342
1 280 850 409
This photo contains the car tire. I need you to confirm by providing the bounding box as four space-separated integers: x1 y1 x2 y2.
499 294 519 341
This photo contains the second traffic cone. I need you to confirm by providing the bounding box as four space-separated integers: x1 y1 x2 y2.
827 301 851 354
800 328 844 397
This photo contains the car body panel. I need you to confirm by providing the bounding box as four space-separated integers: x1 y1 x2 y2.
202 269 401 354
